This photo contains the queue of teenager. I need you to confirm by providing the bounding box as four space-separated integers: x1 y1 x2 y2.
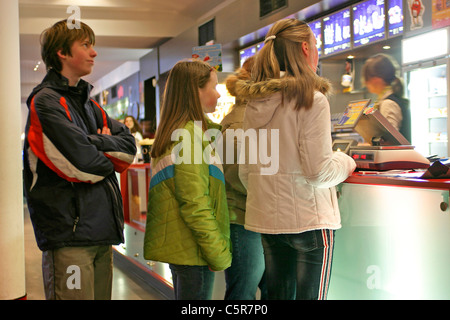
25 16 410 300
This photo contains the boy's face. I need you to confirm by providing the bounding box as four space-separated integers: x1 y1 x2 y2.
58 37 97 83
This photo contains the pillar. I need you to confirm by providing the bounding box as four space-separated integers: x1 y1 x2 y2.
0 0 26 300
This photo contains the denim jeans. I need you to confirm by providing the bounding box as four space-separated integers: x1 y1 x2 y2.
224 224 267 300
261 229 335 300
169 264 215 300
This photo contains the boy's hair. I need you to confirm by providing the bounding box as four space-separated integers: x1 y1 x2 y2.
151 59 214 158
252 18 330 110
40 19 95 72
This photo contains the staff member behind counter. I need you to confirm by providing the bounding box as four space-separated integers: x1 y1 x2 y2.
362 53 412 142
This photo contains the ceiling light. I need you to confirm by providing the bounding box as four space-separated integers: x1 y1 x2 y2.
347 55 354 59
33 61 41 72
383 45 391 50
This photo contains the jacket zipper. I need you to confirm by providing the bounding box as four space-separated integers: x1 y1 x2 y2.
71 182 80 234
72 216 80 233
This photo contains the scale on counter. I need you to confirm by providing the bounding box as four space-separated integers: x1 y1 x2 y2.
333 99 430 171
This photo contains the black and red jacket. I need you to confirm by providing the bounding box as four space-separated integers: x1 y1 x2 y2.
23 70 136 251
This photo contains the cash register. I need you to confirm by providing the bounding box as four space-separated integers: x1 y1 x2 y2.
333 99 430 171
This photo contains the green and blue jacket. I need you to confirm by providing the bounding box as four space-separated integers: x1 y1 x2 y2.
144 120 231 271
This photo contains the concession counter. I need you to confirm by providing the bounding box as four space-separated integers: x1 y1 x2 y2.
328 172 450 299
327 99 450 299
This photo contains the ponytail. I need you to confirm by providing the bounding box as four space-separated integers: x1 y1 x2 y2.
391 77 405 98
252 18 331 110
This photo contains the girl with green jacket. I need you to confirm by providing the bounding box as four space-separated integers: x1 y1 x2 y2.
144 59 232 300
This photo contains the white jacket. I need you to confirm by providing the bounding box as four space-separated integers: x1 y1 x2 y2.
238 80 356 234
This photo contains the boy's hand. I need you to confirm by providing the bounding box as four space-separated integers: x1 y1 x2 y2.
97 126 111 135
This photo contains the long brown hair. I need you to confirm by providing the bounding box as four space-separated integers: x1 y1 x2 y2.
252 18 330 109
151 59 214 158
124 115 143 135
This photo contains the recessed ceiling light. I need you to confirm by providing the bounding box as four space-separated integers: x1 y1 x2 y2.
383 45 391 50
33 61 41 72
347 55 354 59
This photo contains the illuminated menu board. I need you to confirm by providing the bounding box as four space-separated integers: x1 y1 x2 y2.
353 0 386 47
309 19 323 57
387 0 403 37
323 8 351 55
239 45 256 66
239 42 264 66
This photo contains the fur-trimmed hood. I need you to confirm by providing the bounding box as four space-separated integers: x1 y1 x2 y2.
235 76 331 129
235 78 288 100
235 78 289 130
235 75 331 100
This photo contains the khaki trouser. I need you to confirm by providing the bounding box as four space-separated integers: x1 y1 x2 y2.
42 245 113 300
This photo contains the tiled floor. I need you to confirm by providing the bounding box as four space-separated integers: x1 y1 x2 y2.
23 207 167 300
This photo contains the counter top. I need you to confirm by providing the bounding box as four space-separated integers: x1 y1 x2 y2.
345 171 450 190
127 162 450 190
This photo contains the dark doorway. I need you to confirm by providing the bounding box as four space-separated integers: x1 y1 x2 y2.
143 77 157 138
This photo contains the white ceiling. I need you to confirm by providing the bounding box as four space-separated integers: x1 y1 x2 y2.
19 0 232 100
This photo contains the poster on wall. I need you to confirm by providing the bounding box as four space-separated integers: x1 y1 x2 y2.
192 44 223 71
407 0 426 30
431 0 450 28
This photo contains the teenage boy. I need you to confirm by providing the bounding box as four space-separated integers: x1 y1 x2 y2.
23 20 136 300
